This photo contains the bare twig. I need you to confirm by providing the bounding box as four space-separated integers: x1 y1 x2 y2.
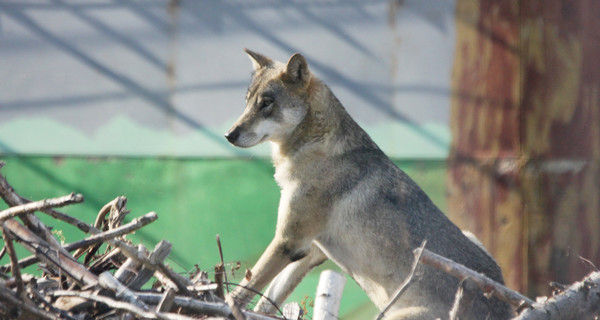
215 263 225 300
76 211 157 255
3 219 99 287
135 292 286 320
0 170 73 260
95 196 128 230
0 193 84 222
1 223 24 297
158 263 193 295
216 234 230 294
1 212 158 272
448 279 477 320
416 248 535 308
376 240 427 320
135 291 232 316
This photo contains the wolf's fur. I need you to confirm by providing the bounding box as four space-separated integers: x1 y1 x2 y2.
225 49 513 319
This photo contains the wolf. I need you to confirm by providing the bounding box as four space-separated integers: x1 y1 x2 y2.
225 49 513 319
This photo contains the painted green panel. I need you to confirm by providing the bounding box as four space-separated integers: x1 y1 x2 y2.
0 156 446 319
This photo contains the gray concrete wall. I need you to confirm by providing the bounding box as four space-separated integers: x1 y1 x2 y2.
0 0 456 158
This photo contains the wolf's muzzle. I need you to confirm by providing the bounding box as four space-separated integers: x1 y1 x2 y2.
224 128 240 144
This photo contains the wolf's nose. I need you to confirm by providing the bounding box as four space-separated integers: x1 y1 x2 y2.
225 128 240 144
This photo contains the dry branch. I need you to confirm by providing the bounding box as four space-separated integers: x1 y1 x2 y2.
99 271 150 310
157 287 177 313
415 247 535 308
128 240 172 290
448 279 478 320
1 212 158 272
136 292 289 320
3 218 99 287
50 290 196 320
514 271 600 320
0 170 70 256
1 223 23 298
376 240 427 320
0 163 288 320
0 193 83 222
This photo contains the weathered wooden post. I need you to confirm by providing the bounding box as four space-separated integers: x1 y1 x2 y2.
448 0 600 297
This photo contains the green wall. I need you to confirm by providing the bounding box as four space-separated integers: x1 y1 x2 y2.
0 156 447 319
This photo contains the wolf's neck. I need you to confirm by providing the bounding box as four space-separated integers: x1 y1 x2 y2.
271 79 377 166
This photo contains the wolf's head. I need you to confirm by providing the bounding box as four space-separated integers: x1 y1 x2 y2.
225 49 312 148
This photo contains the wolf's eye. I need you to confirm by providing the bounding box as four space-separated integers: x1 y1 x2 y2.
260 98 273 110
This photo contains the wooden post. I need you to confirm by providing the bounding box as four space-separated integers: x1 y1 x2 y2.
448 0 600 297
313 270 346 320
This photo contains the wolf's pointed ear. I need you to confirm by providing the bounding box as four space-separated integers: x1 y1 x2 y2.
244 48 273 71
283 53 310 86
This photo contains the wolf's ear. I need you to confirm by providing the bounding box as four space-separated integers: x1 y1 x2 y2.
244 48 273 71
283 53 310 86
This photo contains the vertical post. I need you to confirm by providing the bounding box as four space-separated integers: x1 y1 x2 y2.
449 0 600 297
312 270 346 320
448 0 525 293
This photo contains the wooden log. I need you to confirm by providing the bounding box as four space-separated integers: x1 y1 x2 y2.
449 0 600 297
313 270 346 320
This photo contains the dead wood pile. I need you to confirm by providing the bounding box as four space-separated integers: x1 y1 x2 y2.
0 161 284 320
1 159 599 320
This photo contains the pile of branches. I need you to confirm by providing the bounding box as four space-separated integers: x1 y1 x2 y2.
0 161 284 320
1 159 599 320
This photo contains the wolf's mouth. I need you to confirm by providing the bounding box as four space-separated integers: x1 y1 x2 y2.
258 134 269 144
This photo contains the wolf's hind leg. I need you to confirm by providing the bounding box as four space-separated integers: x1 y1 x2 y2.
254 243 327 314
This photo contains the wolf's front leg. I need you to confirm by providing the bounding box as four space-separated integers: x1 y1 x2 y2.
254 243 328 314
228 236 313 309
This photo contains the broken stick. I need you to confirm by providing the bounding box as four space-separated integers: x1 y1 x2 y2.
514 271 600 320
415 247 534 308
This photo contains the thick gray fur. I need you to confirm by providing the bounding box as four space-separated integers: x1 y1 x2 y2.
225 49 513 320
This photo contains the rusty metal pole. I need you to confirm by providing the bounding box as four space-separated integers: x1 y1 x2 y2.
448 0 600 297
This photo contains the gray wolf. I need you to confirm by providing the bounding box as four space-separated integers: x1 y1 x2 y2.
224 49 513 319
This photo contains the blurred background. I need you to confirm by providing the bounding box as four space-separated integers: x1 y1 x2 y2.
0 0 598 319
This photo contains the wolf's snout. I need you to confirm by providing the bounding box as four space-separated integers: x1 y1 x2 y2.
225 128 240 144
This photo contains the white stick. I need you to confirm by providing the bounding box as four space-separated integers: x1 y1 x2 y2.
313 270 346 320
